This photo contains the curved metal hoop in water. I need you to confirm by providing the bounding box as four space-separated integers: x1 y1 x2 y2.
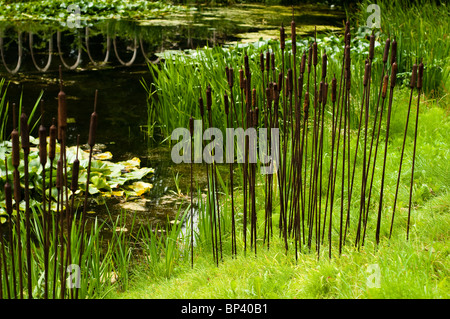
113 36 137 66
57 30 82 70
29 32 53 72
139 36 159 64
0 31 23 74
85 27 110 67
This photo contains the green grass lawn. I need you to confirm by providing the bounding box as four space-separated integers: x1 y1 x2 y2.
109 191 449 299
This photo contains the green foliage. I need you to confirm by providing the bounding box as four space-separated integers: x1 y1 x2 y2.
351 0 450 96
0 142 155 219
145 29 382 140
0 82 42 143
0 205 115 298
138 205 190 278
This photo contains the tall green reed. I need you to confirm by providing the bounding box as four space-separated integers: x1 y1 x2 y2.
139 205 190 278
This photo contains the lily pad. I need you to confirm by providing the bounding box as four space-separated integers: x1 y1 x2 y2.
123 167 155 181
0 136 155 213
93 151 113 160
127 181 153 196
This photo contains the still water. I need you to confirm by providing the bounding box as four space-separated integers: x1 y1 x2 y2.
0 3 344 230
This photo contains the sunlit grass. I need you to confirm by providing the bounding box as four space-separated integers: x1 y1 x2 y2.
109 189 449 299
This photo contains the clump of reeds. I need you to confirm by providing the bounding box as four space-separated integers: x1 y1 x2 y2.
0 66 100 299
189 15 424 266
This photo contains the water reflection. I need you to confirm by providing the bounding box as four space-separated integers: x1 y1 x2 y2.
0 4 344 74
0 16 243 74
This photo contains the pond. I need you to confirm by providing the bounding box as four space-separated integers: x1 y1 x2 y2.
0 3 345 234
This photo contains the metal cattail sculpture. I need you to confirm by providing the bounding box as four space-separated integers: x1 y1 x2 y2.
376 62 398 245
224 93 237 257
357 60 372 243
307 30 319 251
3 158 13 299
280 23 285 67
46 117 56 298
260 53 265 91
206 85 222 264
325 76 338 258
260 54 270 251
383 38 391 65
344 33 352 250
66 134 80 299
58 66 67 141
355 38 391 235
358 38 391 247
277 24 288 242
350 62 370 245
291 15 298 120
390 63 418 238
11 103 23 298
199 95 216 263
407 62 424 240
263 84 274 250
189 116 194 268
0 19 414 279
241 71 249 254
37 101 48 298
0 81 107 299
315 51 327 258
20 111 32 298
58 152 66 298
285 67 294 236
239 68 245 126
53 157 62 298
250 103 258 256
186 19 424 266
361 74 390 247
57 65 71 297
76 89 98 299
336 42 351 255
228 67 237 124
323 23 349 253
249 89 256 253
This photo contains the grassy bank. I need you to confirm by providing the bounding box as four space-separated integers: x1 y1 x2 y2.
109 183 449 299
351 0 450 97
